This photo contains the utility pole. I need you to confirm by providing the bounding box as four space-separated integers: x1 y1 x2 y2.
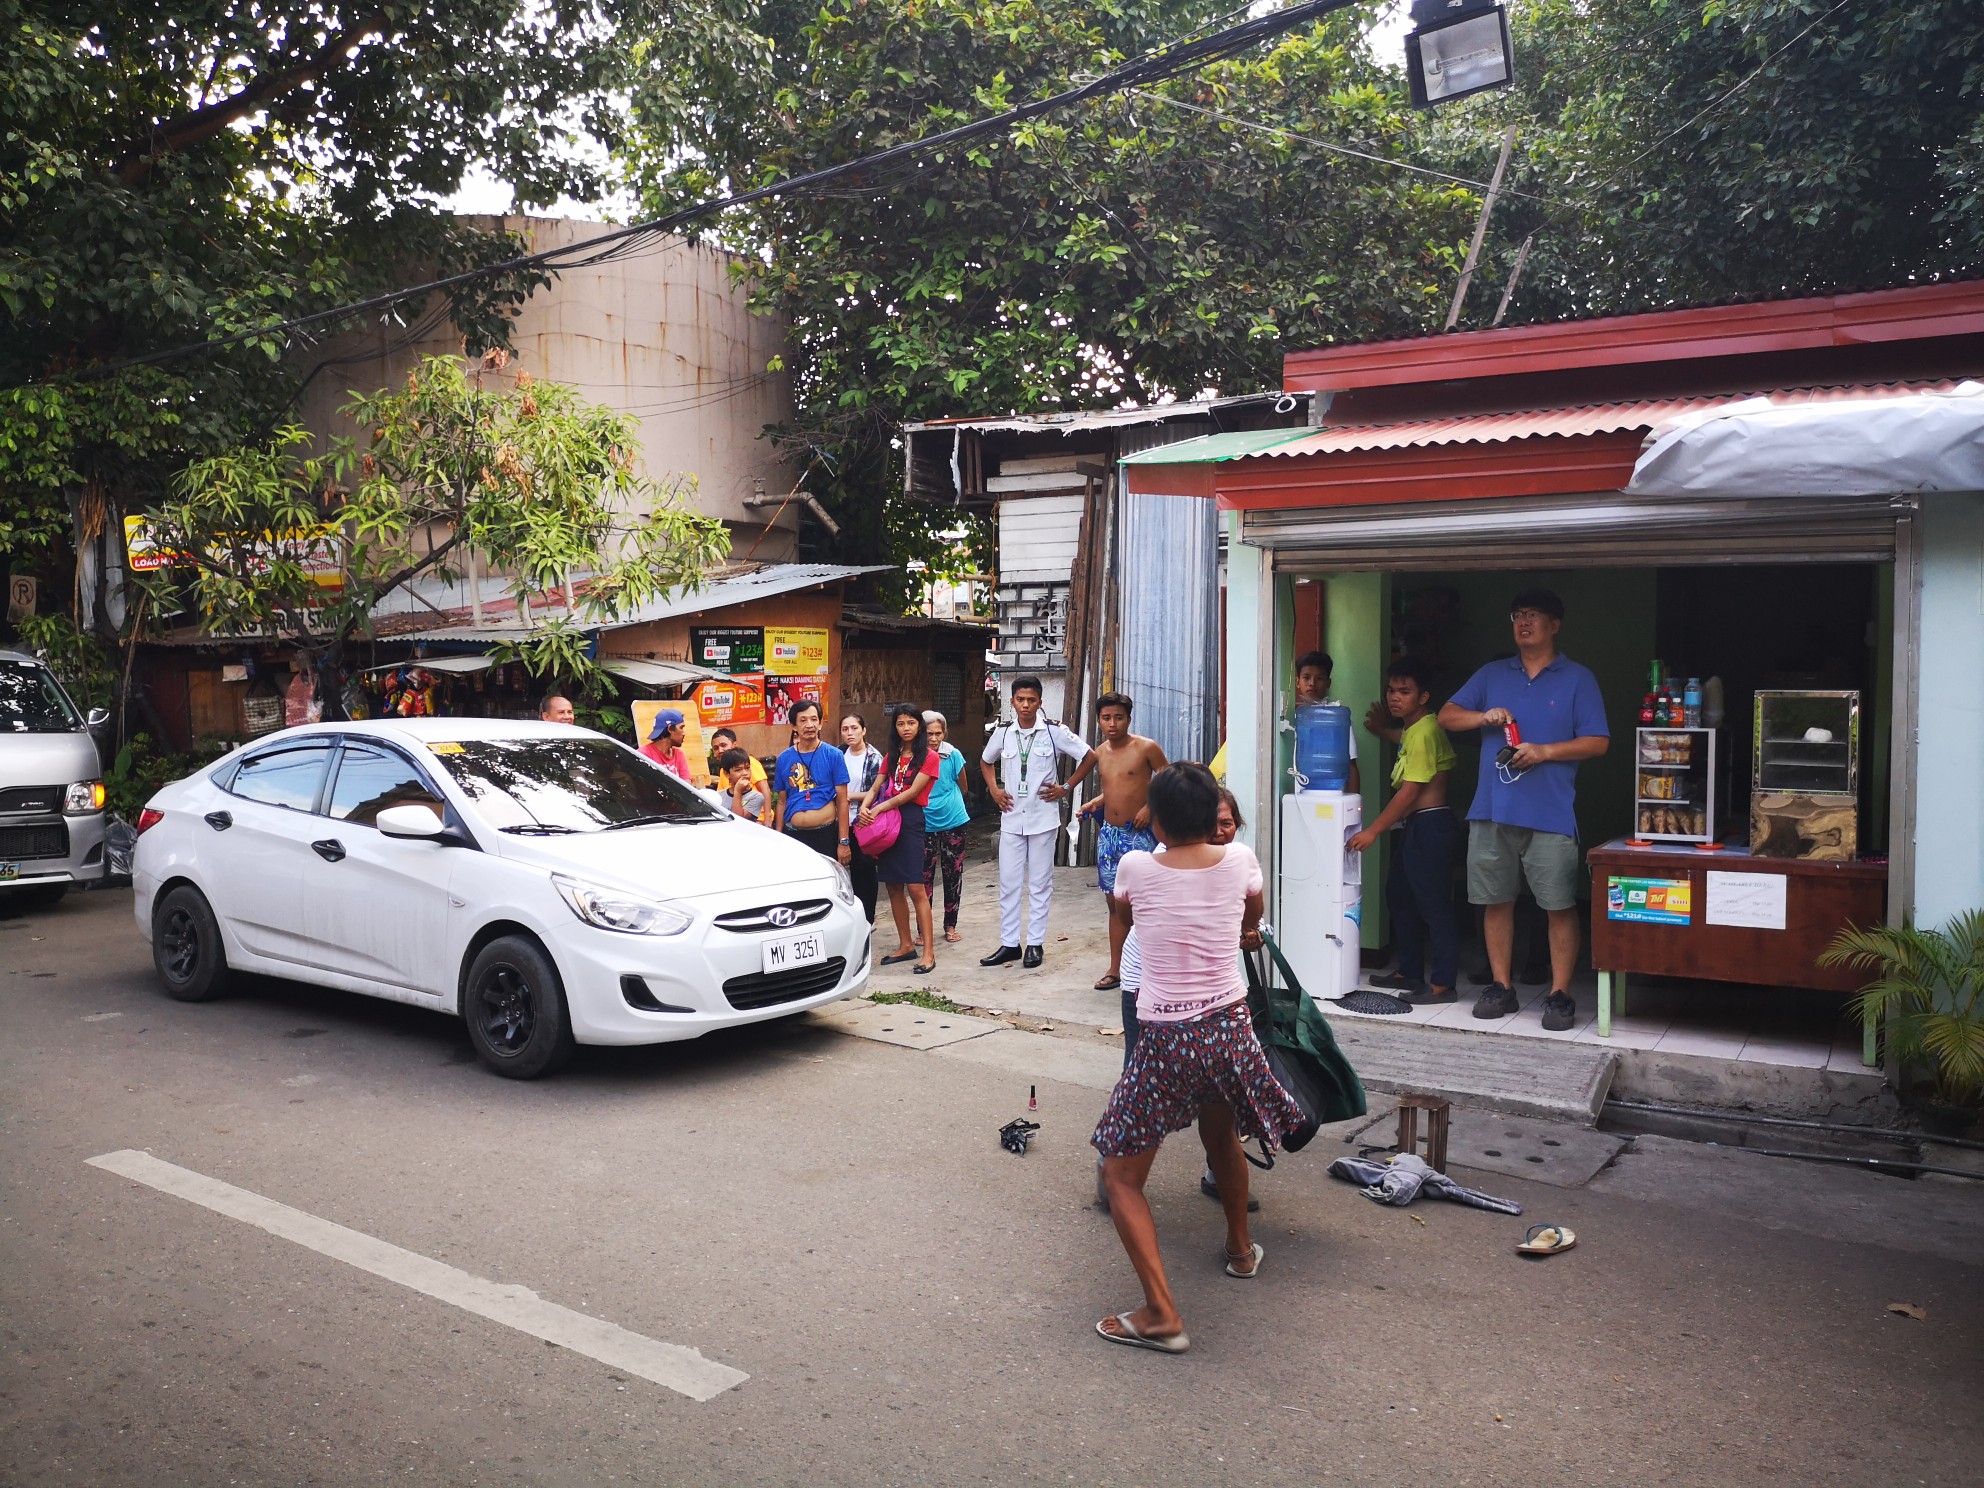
1445 125 1518 333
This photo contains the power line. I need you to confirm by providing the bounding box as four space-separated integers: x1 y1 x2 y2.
26 0 1370 391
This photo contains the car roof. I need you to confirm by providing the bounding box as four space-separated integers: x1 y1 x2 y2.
258 718 627 745
0 649 48 665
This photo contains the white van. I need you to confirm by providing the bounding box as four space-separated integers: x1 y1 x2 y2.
0 648 109 908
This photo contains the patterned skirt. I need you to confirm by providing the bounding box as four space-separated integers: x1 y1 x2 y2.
1091 1000 1306 1158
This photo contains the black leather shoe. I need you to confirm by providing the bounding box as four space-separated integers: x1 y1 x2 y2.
1200 1172 1261 1213
980 945 1022 967
1022 945 1044 968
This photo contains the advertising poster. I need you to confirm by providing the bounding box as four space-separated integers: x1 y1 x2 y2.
764 675 824 726
765 626 830 677
692 673 766 727
690 626 764 676
1606 875 1693 926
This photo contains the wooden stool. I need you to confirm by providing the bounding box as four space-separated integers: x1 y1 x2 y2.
1396 1093 1451 1173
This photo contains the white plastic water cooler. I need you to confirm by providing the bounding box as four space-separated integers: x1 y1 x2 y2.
1277 789 1363 999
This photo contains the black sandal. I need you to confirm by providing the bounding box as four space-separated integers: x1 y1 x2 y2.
879 950 917 966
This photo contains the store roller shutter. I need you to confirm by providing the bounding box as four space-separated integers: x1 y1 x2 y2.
1245 492 1908 572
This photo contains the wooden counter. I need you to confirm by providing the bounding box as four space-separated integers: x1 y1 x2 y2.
1586 838 1887 1061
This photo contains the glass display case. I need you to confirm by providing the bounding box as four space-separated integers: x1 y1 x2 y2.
1634 727 1718 845
1750 689 1860 859
1752 689 1859 797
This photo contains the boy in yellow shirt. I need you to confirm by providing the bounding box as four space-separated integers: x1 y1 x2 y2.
1348 658 1458 1004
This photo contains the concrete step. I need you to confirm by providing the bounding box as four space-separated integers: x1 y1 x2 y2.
1325 1015 1619 1127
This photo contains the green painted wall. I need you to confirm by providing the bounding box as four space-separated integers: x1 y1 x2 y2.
1322 572 1391 946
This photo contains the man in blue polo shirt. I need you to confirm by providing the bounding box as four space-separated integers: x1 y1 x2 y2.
1438 589 1609 1029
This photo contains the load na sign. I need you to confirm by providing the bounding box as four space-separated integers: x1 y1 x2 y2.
1406 0 1515 108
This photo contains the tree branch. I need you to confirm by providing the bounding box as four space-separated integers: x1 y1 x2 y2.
112 12 389 186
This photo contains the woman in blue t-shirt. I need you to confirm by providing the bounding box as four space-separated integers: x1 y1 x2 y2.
920 709 971 943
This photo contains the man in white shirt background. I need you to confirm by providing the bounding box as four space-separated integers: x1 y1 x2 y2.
979 674 1097 968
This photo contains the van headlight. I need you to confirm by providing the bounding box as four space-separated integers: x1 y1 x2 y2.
552 874 692 936
64 780 106 814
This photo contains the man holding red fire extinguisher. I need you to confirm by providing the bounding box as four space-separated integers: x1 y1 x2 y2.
1438 589 1610 1030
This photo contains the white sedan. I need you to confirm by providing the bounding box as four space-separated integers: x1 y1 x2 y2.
132 718 871 1077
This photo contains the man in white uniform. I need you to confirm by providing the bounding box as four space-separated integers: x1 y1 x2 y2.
980 674 1097 968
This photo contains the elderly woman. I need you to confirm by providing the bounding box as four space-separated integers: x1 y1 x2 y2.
919 709 971 943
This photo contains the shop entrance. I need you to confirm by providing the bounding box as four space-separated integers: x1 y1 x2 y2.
1284 557 1894 1074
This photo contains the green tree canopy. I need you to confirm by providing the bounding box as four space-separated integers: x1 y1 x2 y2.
627 0 1474 575
134 354 731 705
0 0 760 578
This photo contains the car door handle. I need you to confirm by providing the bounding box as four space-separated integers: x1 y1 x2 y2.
204 810 232 831
311 838 346 863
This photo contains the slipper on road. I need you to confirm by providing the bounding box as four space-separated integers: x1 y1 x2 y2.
1095 1313 1190 1354
1224 1242 1265 1279
1093 973 1122 991
1517 1224 1577 1256
913 961 937 975
879 950 918 966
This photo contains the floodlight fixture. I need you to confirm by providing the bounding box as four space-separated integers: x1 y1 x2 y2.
1406 0 1516 109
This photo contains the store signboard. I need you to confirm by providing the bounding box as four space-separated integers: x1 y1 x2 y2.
1607 875 1692 925
693 673 766 727
122 514 343 590
1705 871 1788 930
765 626 830 677
691 626 764 676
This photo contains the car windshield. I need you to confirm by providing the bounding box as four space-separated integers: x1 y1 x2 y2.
425 736 718 833
0 661 82 734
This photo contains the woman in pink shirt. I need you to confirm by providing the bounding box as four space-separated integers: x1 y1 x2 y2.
1091 762 1304 1355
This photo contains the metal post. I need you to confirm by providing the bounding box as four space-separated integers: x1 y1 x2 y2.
1445 125 1518 333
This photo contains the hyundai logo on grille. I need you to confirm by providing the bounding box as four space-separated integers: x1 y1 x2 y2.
767 905 799 928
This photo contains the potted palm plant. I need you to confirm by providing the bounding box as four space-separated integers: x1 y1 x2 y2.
1819 911 1984 1135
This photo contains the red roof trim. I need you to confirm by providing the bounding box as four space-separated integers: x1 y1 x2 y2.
1211 433 1646 512
1283 281 1984 393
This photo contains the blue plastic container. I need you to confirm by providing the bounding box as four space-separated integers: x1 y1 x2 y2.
1293 702 1352 790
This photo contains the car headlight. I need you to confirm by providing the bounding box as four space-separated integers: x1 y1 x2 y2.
64 780 106 815
552 874 693 936
831 859 859 910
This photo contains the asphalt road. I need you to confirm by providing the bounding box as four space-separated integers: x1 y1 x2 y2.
4 889 1981 1487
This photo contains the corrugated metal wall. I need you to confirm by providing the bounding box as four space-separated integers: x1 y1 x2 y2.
1114 422 1220 766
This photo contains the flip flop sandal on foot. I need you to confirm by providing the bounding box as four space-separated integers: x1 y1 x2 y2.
1095 1313 1190 1354
1094 974 1122 991
1517 1224 1577 1256
1371 971 1423 991
1224 1242 1265 1279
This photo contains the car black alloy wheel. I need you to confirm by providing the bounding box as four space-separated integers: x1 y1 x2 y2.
462 935 575 1080
151 884 230 1002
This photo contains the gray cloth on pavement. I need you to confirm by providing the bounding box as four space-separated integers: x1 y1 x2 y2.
1327 1152 1524 1215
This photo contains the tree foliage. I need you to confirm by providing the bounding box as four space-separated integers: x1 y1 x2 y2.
627 0 1476 579
132 355 731 702
0 0 750 581
1453 0 1984 324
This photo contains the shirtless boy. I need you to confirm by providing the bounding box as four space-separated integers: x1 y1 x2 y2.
1076 691 1169 991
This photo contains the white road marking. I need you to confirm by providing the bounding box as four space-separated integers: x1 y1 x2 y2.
81 1012 123 1022
86 1149 748 1401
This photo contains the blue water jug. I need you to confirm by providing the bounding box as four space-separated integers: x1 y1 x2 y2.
1293 702 1352 790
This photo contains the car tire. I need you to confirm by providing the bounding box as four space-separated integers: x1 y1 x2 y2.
152 885 230 1002
462 935 576 1080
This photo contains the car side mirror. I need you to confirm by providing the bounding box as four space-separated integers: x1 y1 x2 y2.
85 707 109 731
377 804 447 840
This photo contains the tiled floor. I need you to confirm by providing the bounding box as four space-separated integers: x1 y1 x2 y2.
1334 965 1873 1073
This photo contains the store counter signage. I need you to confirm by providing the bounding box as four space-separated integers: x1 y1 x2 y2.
1607 875 1692 925
694 673 766 727
766 626 830 677
691 626 764 675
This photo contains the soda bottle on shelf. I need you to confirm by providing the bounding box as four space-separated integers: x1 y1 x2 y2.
1684 677 1702 728
1639 692 1656 725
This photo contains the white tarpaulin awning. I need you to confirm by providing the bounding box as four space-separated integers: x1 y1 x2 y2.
601 658 726 688
362 655 494 675
1629 381 1984 496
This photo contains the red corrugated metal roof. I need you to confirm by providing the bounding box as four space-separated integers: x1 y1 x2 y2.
1282 281 1984 392
1261 381 1962 457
